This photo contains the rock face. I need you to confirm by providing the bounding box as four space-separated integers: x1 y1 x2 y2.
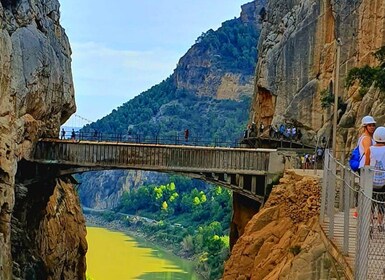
223 171 342 279
173 0 266 101
0 1 84 279
250 0 385 151
78 170 169 209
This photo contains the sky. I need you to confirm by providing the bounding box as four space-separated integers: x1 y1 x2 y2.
60 0 249 127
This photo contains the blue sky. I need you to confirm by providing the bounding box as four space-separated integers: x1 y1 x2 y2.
60 0 249 126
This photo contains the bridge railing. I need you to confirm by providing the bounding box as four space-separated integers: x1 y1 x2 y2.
320 150 385 279
59 130 243 148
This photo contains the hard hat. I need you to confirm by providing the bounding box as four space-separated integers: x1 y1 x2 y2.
373 127 385 143
361 115 376 126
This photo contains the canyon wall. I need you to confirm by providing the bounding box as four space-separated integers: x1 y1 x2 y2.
0 1 85 279
250 0 385 152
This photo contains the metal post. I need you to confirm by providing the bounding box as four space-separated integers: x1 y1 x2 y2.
320 150 330 220
356 166 373 280
343 168 352 255
328 156 336 238
332 38 342 158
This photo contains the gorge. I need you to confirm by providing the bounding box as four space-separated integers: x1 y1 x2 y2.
1 0 385 279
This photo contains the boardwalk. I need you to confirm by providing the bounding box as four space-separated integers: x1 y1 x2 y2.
321 209 356 272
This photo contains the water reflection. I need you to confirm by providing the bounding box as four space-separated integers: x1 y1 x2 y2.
86 227 199 280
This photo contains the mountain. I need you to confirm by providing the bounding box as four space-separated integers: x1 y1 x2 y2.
77 1 266 209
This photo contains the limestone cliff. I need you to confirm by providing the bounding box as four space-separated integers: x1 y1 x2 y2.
0 1 85 279
174 1 265 101
250 0 385 150
223 171 343 279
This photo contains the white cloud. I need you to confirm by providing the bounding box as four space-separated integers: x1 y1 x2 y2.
71 42 179 92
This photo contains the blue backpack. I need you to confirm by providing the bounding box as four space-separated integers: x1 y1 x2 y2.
349 146 364 172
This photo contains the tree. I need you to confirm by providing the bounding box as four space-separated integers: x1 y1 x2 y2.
346 46 385 94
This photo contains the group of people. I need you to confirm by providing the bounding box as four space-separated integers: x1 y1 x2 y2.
301 147 325 170
244 122 302 141
61 128 76 141
354 115 385 232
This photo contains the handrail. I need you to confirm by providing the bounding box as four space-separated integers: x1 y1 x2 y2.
320 150 385 279
58 130 243 148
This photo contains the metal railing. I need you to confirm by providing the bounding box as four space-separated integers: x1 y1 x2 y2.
320 150 385 279
58 130 243 148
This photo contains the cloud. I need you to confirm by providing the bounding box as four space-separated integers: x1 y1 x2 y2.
70 41 180 97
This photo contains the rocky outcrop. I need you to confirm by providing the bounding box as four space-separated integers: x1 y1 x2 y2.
223 171 343 279
12 174 87 280
0 1 82 279
250 0 385 150
173 1 265 100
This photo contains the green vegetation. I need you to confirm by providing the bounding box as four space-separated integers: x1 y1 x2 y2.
346 46 385 94
320 88 334 108
114 176 232 279
81 79 251 144
80 15 259 144
196 18 259 74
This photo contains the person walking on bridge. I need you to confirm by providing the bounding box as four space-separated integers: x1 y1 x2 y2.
359 115 376 169
353 115 376 218
61 128 65 140
366 126 385 232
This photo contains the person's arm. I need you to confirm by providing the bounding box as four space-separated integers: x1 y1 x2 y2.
362 137 372 165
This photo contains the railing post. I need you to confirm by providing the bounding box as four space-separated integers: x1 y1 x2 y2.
343 167 352 255
328 154 336 238
356 166 372 280
320 150 330 221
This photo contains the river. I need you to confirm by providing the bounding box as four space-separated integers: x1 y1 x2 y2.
86 226 199 280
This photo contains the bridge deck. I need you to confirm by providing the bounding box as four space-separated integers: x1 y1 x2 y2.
32 139 278 175
322 209 356 270
322 209 385 279
30 139 287 204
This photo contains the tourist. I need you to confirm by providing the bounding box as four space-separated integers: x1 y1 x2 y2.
366 126 385 232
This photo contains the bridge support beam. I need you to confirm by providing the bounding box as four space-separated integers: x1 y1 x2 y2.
230 192 261 249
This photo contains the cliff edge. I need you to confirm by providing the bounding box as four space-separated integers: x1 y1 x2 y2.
0 1 85 279
223 171 343 279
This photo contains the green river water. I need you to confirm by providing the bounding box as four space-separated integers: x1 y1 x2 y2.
86 227 199 280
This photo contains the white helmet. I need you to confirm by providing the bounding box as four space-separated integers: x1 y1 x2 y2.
374 127 385 143
361 115 376 126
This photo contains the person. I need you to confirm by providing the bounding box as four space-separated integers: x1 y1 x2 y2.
321 136 326 147
359 115 376 169
61 128 65 139
93 130 98 141
297 129 303 141
316 147 324 162
259 122 264 136
365 126 385 232
184 129 189 142
353 115 376 218
250 122 257 137
304 154 310 169
71 129 76 141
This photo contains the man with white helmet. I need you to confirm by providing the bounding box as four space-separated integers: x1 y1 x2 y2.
366 126 385 232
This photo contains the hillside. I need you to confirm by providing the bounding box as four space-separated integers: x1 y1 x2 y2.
77 1 265 209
